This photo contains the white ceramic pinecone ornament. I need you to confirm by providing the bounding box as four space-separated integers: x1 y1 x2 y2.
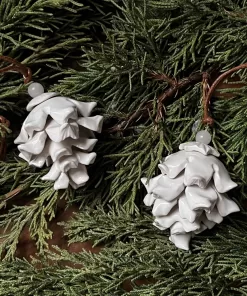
141 141 240 250
15 84 103 190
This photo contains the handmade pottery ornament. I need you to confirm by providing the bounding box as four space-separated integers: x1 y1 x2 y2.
141 63 247 251
141 130 240 250
15 82 103 190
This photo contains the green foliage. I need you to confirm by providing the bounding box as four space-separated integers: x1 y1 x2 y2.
1 207 247 295
0 0 111 113
1 0 247 294
0 0 114 256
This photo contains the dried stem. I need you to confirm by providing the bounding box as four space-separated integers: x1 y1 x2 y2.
0 56 32 159
108 71 208 132
149 71 177 87
108 63 247 133
203 63 247 125
0 116 10 160
0 56 32 84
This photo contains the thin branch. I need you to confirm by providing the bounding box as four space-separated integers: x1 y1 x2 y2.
203 63 247 125
108 71 208 132
149 70 177 87
0 116 10 161
0 56 32 84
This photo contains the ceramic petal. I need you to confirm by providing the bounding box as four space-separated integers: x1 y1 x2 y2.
205 207 223 224
179 193 201 223
184 153 214 188
75 151 97 165
19 152 32 162
153 220 167 231
179 142 220 157
30 155 47 167
18 131 47 155
152 173 185 201
77 115 103 132
152 198 177 216
41 162 60 181
54 172 70 190
69 179 87 190
211 158 237 193
57 155 78 172
154 207 201 232
201 214 216 229
45 120 79 142
70 137 98 152
170 222 186 235
185 183 218 212
216 192 240 216
141 175 162 193
48 140 72 162
144 193 156 206
169 233 191 250
59 137 98 154
68 99 97 117
26 92 58 111
158 150 187 178
29 143 50 167
14 127 29 144
68 164 89 188
194 223 207 234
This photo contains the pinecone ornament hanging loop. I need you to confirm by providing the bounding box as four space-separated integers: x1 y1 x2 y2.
203 62 247 126
0 56 103 190
11 58 104 190
0 55 32 84
142 140 240 250
140 63 247 250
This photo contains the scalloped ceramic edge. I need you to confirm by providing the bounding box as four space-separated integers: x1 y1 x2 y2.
15 92 103 190
141 142 240 250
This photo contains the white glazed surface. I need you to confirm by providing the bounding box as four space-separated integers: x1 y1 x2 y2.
15 92 103 190
141 142 240 250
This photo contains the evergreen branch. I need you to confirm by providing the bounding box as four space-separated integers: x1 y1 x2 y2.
63 206 154 246
203 63 247 125
108 70 207 132
105 125 169 212
0 209 246 295
1 1 247 293
0 186 72 260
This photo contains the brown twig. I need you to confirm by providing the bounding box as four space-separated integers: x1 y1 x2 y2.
0 116 10 160
0 56 32 160
108 63 247 132
224 9 247 20
1 186 23 202
149 71 177 87
108 71 208 133
203 63 247 125
0 56 32 84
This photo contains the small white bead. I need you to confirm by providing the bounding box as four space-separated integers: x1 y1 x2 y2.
111 66 117 72
28 82 45 98
196 130 211 145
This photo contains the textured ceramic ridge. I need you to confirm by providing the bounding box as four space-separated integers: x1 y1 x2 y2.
141 142 240 250
15 92 103 190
